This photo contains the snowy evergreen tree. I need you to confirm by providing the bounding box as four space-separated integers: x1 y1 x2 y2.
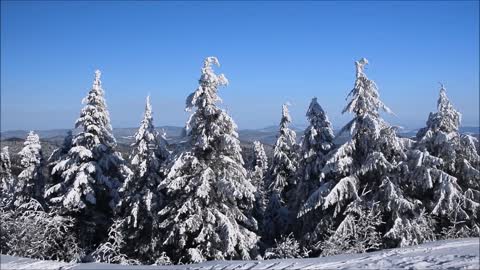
294 97 334 215
416 84 461 173
249 141 269 234
16 131 45 207
414 85 480 233
0 146 15 207
439 203 480 239
91 219 140 265
264 233 310 259
45 70 132 248
299 58 424 249
114 95 169 263
250 141 268 187
405 149 466 228
317 200 384 256
264 103 299 243
155 57 259 263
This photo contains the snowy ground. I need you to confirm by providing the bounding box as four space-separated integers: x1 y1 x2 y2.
1 238 479 269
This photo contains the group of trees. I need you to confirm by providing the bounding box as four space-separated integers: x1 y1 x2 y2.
0 57 478 265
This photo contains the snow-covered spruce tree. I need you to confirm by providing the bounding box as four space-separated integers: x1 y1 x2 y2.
299 58 426 251
439 202 480 239
0 146 14 252
16 131 45 207
414 85 480 233
264 233 310 259
91 219 140 265
250 141 268 192
46 70 132 249
249 141 269 235
416 84 461 172
264 103 299 243
317 200 384 256
404 148 467 235
155 57 258 263
113 95 170 263
293 97 334 229
1 146 15 207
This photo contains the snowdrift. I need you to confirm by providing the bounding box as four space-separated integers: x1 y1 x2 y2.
1 238 479 270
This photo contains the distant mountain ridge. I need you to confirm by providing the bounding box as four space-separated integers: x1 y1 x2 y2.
0 127 184 144
1 126 478 146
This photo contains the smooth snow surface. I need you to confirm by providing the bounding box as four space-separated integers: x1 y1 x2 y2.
1 238 479 269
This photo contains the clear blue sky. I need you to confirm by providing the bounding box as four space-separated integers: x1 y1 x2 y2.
1 1 478 131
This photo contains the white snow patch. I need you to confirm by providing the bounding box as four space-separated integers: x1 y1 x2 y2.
1 238 479 269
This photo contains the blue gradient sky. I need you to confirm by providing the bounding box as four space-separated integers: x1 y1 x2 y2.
1 1 478 131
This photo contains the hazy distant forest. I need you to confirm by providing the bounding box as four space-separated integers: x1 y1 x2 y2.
1 57 479 265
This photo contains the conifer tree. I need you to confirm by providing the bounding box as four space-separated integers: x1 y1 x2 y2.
46 70 132 248
16 131 45 207
264 104 299 243
299 58 425 250
414 85 480 233
295 97 335 213
264 233 310 259
155 57 258 263
250 141 268 186
416 84 462 172
114 95 170 262
249 141 269 234
1 146 15 207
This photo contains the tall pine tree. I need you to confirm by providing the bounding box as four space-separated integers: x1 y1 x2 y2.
0 147 15 207
264 104 299 243
299 58 427 251
155 57 259 263
46 70 132 248
249 141 269 236
414 85 480 233
293 97 335 238
16 131 45 207
115 95 170 262
295 97 334 213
